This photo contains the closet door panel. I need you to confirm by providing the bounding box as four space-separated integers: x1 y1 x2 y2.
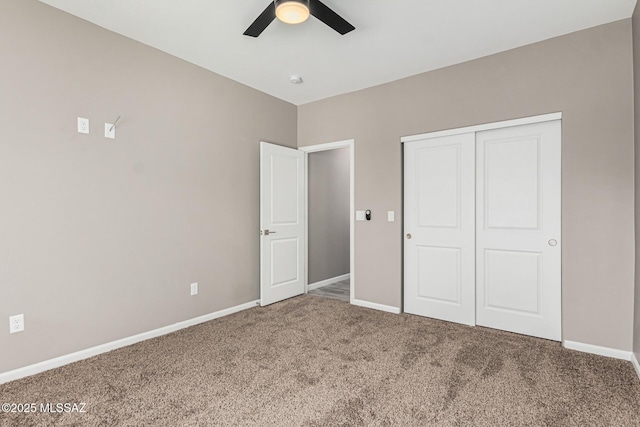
404 133 476 326
476 120 561 341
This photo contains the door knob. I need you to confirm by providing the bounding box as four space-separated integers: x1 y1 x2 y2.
548 239 557 247
262 229 276 236
406 233 412 239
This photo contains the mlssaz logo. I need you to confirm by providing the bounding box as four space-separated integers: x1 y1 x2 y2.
40 403 87 413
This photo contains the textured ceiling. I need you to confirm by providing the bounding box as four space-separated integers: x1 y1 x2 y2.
39 0 637 105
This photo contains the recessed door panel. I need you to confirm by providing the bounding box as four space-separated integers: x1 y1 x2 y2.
271 154 300 225
417 146 460 229
270 238 299 287
417 246 461 304
484 137 540 230
483 249 540 314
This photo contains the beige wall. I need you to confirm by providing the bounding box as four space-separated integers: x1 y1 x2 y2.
0 0 296 373
2 1 637 376
633 4 640 361
308 148 350 284
299 20 635 351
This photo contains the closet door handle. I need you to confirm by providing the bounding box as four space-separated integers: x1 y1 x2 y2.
406 234 412 240
548 239 557 247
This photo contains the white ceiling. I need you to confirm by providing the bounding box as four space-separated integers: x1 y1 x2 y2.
39 0 636 105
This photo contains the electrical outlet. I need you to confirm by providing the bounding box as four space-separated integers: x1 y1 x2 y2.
190 282 198 296
9 314 24 334
77 117 89 134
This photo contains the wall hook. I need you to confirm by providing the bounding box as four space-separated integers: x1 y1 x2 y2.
109 115 121 132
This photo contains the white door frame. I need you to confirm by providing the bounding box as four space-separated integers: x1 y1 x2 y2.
401 112 562 334
299 140 355 304
401 112 562 143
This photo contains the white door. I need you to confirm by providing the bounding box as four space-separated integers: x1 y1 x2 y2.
260 142 305 306
476 120 561 341
404 133 476 326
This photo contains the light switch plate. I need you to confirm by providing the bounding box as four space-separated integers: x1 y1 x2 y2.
356 211 365 221
388 211 395 222
190 282 198 296
105 123 115 139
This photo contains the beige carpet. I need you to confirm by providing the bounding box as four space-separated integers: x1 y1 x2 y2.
1 295 639 426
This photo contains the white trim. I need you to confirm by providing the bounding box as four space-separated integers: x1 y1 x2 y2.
352 298 401 314
300 139 355 305
632 353 640 381
401 112 562 143
349 142 355 305
563 340 632 361
307 273 350 291
303 148 309 294
0 300 259 385
299 139 354 153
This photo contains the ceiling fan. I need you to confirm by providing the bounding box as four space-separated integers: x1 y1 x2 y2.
244 0 355 37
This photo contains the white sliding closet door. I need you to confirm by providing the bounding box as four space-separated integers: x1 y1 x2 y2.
404 133 476 326
403 117 562 342
475 120 561 341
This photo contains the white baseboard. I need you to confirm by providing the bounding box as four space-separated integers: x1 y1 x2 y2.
0 300 260 385
351 298 401 314
563 340 632 361
307 273 350 291
632 353 640 381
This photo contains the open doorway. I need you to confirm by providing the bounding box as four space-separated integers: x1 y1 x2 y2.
299 140 354 304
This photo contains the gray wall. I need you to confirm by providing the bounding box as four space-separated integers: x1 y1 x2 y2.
308 148 350 284
299 20 635 351
0 0 296 373
633 4 640 362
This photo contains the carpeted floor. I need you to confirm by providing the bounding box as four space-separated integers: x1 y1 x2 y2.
1 295 639 426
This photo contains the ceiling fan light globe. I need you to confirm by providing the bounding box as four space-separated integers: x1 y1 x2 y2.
275 0 310 24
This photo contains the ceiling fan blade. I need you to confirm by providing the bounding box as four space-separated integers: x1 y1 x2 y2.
243 2 276 37
309 0 355 35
